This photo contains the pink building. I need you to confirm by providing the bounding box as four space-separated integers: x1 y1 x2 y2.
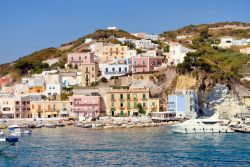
67 52 94 69
131 56 163 73
0 76 11 88
69 95 101 118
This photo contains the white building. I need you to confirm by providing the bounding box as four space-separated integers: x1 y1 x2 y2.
169 43 193 65
42 58 59 67
218 37 248 48
132 39 158 49
61 71 82 88
44 74 62 97
101 62 131 79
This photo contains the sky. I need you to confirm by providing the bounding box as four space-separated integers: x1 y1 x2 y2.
0 0 250 64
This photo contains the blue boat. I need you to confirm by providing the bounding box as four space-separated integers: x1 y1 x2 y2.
0 136 19 152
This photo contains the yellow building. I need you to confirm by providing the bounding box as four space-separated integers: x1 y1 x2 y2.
30 101 70 118
82 63 99 86
102 44 128 61
106 87 159 116
28 86 45 93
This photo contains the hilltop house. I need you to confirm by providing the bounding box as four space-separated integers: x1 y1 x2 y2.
218 37 248 48
67 52 95 69
168 43 193 65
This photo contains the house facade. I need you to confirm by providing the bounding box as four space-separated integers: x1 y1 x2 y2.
106 87 159 116
102 44 128 61
168 43 192 65
101 63 131 79
69 94 101 119
82 63 99 86
167 90 198 119
67 52 95 69
131 56 163 73
30 100 70 118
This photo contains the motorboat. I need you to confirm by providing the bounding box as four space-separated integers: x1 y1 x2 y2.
8 125 22 137
82 124 92 128
232 123 250 133
22 128 32 135
35 124 43 128
45 123 57 128
0 136 19 152
169 118 234 133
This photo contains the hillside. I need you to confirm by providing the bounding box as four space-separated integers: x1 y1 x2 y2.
161 21 250 41
0 29 139 79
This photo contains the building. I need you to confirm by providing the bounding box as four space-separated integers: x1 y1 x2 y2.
102 44 128 61
67 52 95 69
69 94 101 120
132 39 158 49
0 95 33 118
61 71 82 88
141 50 163 57
82 63 99 86
42 58 59 66
131 55 163 73
44 74 62 98
30 100 70 118
218 37 248 48
168 43 193 65
240 47 250 54
22 75 45 94
0 76 11 88
132 32 159 41
106 86 159 116
101 61 131 79
167 90 198 119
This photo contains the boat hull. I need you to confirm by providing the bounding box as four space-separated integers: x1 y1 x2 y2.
170 125 234 133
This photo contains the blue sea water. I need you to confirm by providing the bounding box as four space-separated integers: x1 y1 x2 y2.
1 126 250 167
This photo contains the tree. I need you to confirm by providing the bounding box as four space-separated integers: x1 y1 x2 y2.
100 77 108 83
163 45 170 52
137 103 145 115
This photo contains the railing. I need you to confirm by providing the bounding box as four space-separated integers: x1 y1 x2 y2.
133 64 147 67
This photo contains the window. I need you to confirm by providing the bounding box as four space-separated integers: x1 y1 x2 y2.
53 105 56 110
143 94 146 100
111 102 114 107
125 67 127 72
143 102 146 107
134 94 137 99
127 101 130 108
85 56 87 59
134 61 137 65
112 68 115 72
119 67 121 72
120 102 123 107
105 68 108 73
79 57 81 61
134 102 137 108
92 67 94 71
111 94 115 100
152 102 155 107
127 94 130 99
120 94 123 99
143 60 145 65
86 67 88 72
71 57 73 61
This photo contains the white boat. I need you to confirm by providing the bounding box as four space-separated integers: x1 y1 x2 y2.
0 136 19 152
8 125 22 136
22 129 32 135
0 130 4 135
170 118 234 133
45 123 57 128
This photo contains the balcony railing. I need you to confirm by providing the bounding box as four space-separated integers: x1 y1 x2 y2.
133 64 147 67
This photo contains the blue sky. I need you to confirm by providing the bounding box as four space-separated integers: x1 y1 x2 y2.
0 0 250 64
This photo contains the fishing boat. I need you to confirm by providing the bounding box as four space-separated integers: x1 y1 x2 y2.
8 125 22 137
170 118 234 133
45 123 57 128
0 136 19 152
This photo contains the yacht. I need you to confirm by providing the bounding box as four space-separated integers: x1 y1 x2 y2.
170 118 234 133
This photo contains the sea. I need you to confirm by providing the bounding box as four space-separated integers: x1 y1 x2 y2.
1 126 250 167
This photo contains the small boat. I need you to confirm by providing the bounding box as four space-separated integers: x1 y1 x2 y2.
75 122 84 127
8 125 22 137
232 123 250 133
35 124 43 128
0 136 19 152
45 123 57 128
82 124 92 128
22 129 32 135
57 123 66 127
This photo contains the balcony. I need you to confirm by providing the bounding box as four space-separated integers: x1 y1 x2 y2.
105 71 117 74
133 64 147 67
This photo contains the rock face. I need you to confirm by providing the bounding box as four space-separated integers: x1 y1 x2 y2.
203 84 246 118
175 75 197 90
